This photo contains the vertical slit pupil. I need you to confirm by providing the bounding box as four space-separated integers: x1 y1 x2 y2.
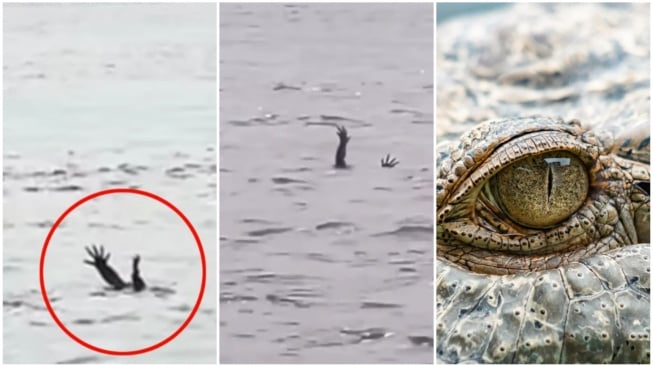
547 165 553 200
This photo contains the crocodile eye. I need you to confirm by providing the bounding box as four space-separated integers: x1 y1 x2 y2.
489 151 588 228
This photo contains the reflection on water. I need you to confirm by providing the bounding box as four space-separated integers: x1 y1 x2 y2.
3 3 216 363
220 3 433 363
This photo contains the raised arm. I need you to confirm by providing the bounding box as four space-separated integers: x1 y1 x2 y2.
84 245 127 290
335 125 350 169
131 255 146 292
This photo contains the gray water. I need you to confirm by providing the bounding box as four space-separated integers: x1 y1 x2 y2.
3 3 216 363
220 3 433 363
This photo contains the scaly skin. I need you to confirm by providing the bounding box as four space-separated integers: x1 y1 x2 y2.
437 244 649 363
436 4 650 364
437 117 650 275
436 117 650 363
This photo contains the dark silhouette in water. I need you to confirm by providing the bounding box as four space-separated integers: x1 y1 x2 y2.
131 255 146 292
334 125 399 169
335 125 350 168
84 245 146 292
381 154 399 168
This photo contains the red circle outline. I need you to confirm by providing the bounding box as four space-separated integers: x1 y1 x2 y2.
39 188 207 356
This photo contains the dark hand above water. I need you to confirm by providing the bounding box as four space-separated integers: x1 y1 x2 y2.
333 125 399 169
84 244 127 290
334 125 350 169
84 244 146 292
381 154 399 168
131 255 146 292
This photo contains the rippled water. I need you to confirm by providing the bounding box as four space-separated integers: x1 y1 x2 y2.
3 4 216 363
220 3 433 363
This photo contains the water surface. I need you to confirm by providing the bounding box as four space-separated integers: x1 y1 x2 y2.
3 3 217 363
220 3 434 363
